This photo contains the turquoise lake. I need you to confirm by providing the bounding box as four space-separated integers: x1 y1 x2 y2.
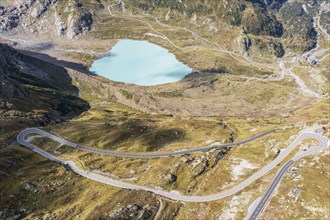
89 40 192 86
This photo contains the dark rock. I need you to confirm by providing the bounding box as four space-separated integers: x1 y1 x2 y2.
215 149 229 162
242 7 284 37
242 36 252 51
0 0 93 39
0 6 6 16
24 182 36 191
67 10 93 39
182 157 193 163
0 208 21 220
168 173 177 184
0 10 20 32
0 171 9 177
0 158 18 168
137 210 152 220
279 2 317 51
128 204 141 212
9 194 17 200
218 119 228 129
217 1 246 26
228 133 236 143
245 0 287 9
271 41 285 57
195 160 209 177
109 204 154 220
39 0 58 7
108 210 120 219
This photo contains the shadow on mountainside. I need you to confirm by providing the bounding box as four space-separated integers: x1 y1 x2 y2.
17 48 94 75
0 43 90 125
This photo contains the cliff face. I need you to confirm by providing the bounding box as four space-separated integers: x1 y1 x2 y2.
0 0 96 39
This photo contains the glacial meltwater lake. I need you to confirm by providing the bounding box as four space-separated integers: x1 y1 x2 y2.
89 40 192 86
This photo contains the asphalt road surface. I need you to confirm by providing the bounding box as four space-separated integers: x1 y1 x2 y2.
17 128 275 158
247 160 295 220
247 132 329 219
17 128 328 203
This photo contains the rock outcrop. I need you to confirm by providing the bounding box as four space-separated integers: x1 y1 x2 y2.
0 0 94 39
129 0 328 53
279 1 318 51
167 173 177 184
66 10 93 39
108 204 154 220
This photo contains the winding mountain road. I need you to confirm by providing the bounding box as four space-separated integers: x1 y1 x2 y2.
17 128 275 158
248 160 295 220
17 128 328 203
247 132 329 219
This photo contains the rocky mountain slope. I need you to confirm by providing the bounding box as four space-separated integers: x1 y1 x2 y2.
0 44 28 107
0 0 329 56
0 43 89 122
0 1 328 219
127 0 328 53
0 0 98 39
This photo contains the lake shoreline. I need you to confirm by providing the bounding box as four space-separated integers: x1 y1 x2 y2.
89 39 192 86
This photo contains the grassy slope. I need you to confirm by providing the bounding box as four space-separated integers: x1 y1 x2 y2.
0 1 329 219
2 98 326 219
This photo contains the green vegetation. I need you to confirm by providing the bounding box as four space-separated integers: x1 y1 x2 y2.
263 149 330 219
120 89 134 100
242 7 283 37
47 102 232 153
0 1 329 219
280 2 317 52
155 90 183 98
